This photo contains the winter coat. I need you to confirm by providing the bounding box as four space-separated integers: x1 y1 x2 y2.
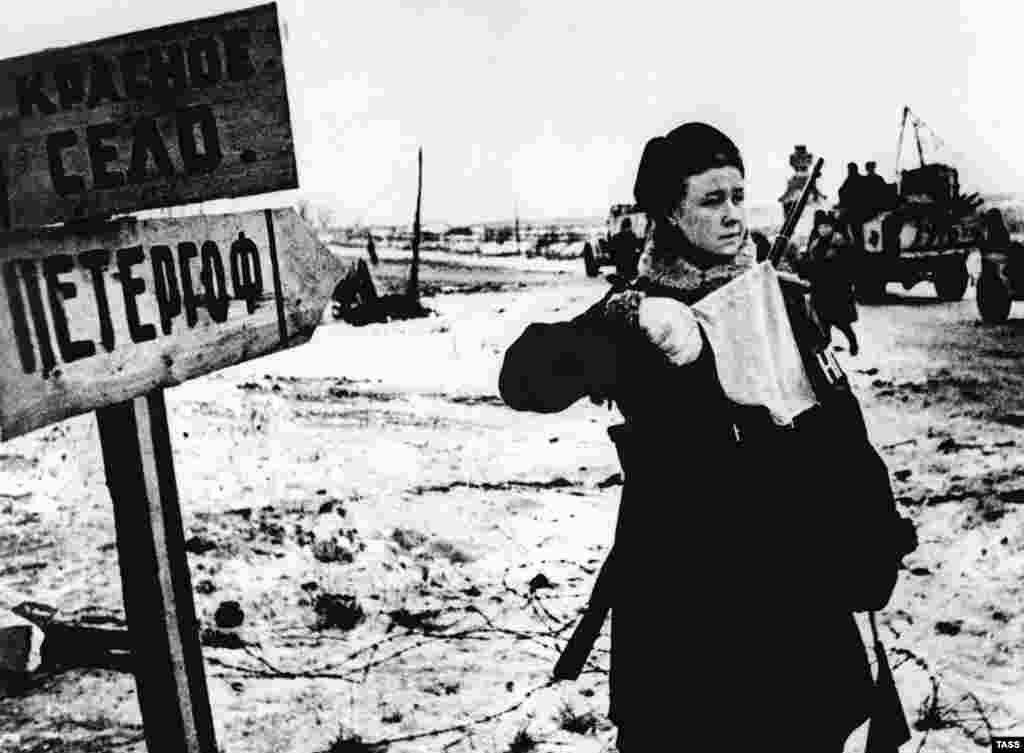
499 232 910 747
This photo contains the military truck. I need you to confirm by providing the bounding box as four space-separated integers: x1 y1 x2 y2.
844 107 983 302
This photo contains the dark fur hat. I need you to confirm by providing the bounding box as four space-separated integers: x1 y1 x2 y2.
633 122 744 218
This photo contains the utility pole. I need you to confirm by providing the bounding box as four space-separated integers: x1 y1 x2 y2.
406 147 423 302
913 119 926 167
514 198 521 255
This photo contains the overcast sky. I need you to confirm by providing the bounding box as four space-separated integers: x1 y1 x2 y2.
5 1 1023 224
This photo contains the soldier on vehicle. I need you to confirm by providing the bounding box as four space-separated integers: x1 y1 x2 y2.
862 161 895 216
838 163 862 209
838 162 867 249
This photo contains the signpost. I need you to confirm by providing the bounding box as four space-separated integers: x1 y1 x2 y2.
0 6 346 752
0 3 297 232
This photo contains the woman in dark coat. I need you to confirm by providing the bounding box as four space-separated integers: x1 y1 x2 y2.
499 123 914 751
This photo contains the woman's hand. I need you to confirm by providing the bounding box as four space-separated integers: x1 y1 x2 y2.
637 297 703 366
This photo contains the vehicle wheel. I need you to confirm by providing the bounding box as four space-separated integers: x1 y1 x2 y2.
977 262 1011 323
934 258 969 301
582 243 599 277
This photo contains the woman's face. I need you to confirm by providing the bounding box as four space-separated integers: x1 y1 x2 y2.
670 166 746 258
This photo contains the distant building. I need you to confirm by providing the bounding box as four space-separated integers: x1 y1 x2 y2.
778 144 826 227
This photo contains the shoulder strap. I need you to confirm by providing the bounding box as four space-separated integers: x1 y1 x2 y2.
779 283 851 396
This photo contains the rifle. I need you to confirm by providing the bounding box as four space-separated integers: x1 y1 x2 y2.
770 157 824 267
551 544 617 681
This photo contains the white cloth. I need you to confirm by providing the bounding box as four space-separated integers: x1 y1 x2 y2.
637 297 703 367
692 261 818 425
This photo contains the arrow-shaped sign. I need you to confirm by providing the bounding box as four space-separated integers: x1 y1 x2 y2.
0 207 348 439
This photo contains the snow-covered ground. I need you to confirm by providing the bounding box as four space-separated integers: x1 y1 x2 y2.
1 258 1023 752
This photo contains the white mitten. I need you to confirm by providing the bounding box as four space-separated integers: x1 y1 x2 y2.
637 297 703 366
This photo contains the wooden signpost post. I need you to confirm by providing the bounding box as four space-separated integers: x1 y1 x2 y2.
0 5 347 752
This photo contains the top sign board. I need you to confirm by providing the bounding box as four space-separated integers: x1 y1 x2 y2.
0 3 297 232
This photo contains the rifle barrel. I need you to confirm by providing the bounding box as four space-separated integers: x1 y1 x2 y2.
770 157 824 266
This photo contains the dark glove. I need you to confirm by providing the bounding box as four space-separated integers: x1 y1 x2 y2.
499 322 617 413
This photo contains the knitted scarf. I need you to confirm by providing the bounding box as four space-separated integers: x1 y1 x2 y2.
636 224 757 303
